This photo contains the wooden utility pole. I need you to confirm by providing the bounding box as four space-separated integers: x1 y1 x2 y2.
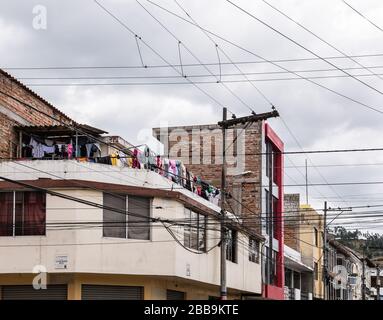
323 204 352 300
220 107 228 300
218 107 279 300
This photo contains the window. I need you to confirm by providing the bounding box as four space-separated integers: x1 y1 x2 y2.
265 189 270 235
166 289 185 300
184 208 206 251
314 227 318 247
249 237 259 263
272 250 278 279
265 142 272 178
266 141 278 184
314 262 319 280
273 196 278 236
103 193 150 240
128 196 151 240
0 191 46 236
226 228 237 263
103 193 126 238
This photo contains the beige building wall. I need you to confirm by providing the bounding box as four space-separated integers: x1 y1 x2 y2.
0 161 263 299
0 273 243 300
299 205 324 300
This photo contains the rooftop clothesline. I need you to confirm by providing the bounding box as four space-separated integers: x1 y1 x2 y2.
20 131 222 206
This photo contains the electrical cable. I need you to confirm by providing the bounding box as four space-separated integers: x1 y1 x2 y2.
147 0 383 115
342 0 383 33
261 0 383 81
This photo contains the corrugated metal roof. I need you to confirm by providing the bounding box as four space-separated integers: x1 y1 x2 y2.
14 124 108 135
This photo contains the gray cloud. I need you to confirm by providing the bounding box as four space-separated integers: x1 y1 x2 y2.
1 0 383 231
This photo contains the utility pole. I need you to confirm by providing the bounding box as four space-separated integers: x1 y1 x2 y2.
323 201 328 300
218 107 279 300
377 265 381 301
324 205 352 300
220 107 228 300
305 159 308 205
362 257 366 300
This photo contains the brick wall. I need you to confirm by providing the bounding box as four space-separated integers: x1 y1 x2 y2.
153 122 263 232
284 193 300 251
0 70 73 158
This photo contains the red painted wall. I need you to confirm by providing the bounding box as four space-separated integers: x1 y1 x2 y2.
264 123 284 300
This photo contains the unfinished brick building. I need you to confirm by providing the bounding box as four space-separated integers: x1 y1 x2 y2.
284 193 301 251
0 69 74 158
153 120 285 299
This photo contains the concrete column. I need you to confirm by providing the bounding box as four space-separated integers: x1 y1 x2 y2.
67 278 81 300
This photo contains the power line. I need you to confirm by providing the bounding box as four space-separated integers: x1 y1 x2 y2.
172 0 273 109
92 0 234 114
342 0 383 33
261 0 383 81
146 0 383 115
12 69 383 80
225 0 383 98
280 115 349 207
134 0 253 112
17 72 383 86
8 157 383 224
3 52 383 70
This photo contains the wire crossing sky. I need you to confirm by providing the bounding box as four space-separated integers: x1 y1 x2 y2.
1 0 383 232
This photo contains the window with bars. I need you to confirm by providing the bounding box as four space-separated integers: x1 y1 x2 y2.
183 208 206 252
0 191 46 236
103 193 151 240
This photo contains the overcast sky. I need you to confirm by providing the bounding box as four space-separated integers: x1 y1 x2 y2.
1 0 383 233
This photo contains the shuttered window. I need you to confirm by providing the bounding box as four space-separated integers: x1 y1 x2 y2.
166 289 185 300
1 285 67 300
128 196 150 240
103 193 126 238
81 285 144 300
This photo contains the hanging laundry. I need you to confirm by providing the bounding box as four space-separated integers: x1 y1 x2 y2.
180 163 187 187
132 149 140 169
44 139 54 147
127 156 133 168
85 144 93 158
91 143 101 158
30 137 44 158
148 151 156 171
169 160 177 182
156 155 163 175
185 169 192 191
110 152 118 166
163 158 169 178
42 145 55 154
67 144 74 159
118 151 128 167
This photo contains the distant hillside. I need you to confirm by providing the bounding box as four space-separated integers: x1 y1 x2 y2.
332 227 383 258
